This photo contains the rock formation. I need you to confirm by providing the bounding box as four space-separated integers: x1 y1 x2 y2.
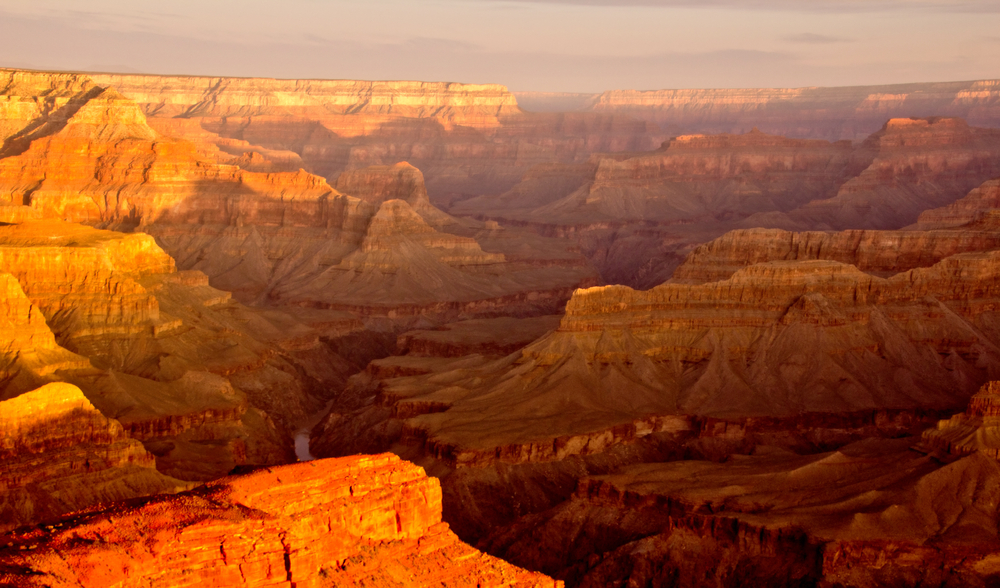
915 178 1000 229
0 218 359 490
584 79 1000 142
670 226 1000 284
0 382 187 532
0 69 599 316
315 251 1000 470
454 118 1000 287
478 438 1000 587
771 117 1000 230
921 380 1000 460
0 453 560 587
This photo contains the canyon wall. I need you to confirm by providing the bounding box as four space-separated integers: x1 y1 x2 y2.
0 382 186 532
584 79 1000 141
0 454 560 587
454 117 1000 286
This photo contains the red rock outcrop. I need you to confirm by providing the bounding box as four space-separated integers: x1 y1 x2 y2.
586 79 1000 142
456 118 1000 286
0 382 186 532
0 218 367 484
0 454 560 588
915 178 1000 229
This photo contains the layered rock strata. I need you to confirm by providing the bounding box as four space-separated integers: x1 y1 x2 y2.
587 79 1000 141
0 383 186 532
479 438 1000 587
0 218 351 484
915 178 1000 229
0 454 560 588
72 70 664 204
770 117 1000 230
0 70 599 315
670 226 1000 283
455 118 1000 286
921 380 1000 459
314 249 1000 471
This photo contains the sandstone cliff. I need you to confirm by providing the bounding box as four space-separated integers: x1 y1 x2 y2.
915 178 1000 229
0 71 599 316
921 380 1000 460
0 454 560 588
769 117 1000 230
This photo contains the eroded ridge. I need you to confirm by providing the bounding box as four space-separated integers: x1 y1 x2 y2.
0 454 560 588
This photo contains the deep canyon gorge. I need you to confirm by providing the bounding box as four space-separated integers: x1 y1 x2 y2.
2 67 1000 586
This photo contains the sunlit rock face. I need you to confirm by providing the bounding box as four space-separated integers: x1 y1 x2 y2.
0 454 561 588
0 69 599 316
0 382 187 533
83 71 665 207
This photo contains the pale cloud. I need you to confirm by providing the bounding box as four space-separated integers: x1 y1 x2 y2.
783 33 851 44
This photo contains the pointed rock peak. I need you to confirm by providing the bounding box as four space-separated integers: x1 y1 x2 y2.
365 198 435 238
335 162 429 206
59 86 158 142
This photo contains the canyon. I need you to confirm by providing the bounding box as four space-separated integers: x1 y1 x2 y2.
2 66 1000 587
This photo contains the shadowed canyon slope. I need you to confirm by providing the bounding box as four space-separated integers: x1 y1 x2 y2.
310 183 1000 586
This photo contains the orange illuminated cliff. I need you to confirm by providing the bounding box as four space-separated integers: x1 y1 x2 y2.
0 454 559 588
0 69 599 315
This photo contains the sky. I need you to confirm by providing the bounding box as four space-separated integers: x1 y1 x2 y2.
1 0 998 92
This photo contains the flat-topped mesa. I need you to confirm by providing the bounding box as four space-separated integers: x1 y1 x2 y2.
0 382 184 532
670 227 1000 284
0 454 561 588
915 178 1000 229
0 220 174 344
587 80 1000 141
86 72 522 126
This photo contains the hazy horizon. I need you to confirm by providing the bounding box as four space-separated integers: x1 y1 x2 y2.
2 0 998 93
